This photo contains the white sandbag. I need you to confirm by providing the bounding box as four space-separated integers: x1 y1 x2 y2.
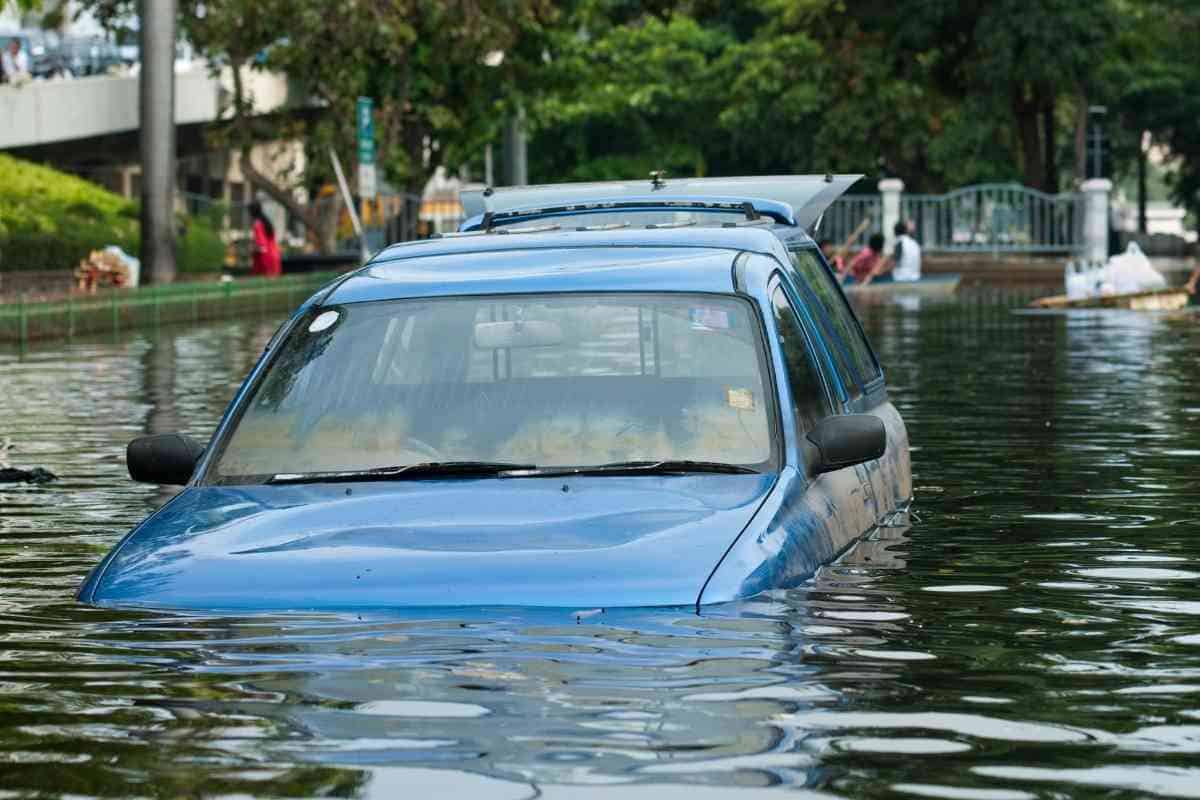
103 246 141 288
1102 242 1165 295
1065 261 1092 300
1064 259 1107 299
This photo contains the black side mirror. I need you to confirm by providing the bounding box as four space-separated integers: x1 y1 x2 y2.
806 415 886 475
127 433 205 485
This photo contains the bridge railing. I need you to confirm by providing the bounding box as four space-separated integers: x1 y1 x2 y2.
817 195 882 246
827 182 1085 255
902 183 1082 253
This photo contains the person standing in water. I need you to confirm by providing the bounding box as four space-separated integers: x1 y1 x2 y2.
249 201 282 278
890 219 922 282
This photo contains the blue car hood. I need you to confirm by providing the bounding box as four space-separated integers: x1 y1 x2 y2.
80 475 775 610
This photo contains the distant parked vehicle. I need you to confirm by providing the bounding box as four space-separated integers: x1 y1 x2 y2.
1 28 69 79
60 35 121 77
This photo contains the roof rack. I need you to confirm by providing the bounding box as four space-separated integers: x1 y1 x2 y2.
494 223 561 235
484 198 770 225
462 174 863 232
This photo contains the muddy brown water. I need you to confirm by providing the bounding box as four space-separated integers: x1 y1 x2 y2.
1 297 1199 798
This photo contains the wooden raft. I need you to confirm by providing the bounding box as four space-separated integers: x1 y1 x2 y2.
1029 287 1191 311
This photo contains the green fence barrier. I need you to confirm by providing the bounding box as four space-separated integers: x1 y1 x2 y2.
0 272 342 345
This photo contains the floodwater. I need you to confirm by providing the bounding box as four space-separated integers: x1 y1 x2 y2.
2 297 1199 799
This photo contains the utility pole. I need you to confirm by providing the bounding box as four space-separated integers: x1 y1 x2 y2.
503 105 528 186
140 0 177 284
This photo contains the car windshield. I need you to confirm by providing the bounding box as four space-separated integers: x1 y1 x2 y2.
209 293 777 484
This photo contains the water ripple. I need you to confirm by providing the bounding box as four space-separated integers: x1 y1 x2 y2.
2 303 1200 796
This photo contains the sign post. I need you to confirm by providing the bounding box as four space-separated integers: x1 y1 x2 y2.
356 96 377 201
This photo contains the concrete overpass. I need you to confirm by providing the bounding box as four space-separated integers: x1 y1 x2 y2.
1 66 291 150
1 66 298 203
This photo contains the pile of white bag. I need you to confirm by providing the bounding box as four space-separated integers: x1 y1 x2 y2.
1065 242 1166 300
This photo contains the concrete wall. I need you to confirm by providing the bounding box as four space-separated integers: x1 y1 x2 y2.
0 67 290 150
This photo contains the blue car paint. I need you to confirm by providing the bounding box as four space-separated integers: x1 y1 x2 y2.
78 475 775 609
79 224 911 612
326 245 745 305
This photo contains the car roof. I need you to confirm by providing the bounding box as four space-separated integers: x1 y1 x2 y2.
325 226 805 305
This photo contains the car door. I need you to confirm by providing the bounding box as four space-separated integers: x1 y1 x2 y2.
781 246 902 521
768 276 878 542
695 269 887 603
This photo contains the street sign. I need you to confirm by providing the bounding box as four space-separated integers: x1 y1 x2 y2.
358 163 377 199
356 96 376 198
357 96 375 163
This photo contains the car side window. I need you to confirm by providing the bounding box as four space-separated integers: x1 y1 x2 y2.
786 247 882 388
769 285 832 434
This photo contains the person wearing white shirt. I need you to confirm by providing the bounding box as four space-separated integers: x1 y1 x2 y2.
891 220 922 282
1 39 31 83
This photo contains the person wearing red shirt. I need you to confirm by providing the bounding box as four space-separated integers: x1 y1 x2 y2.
843 233 890 285
249 201 282 278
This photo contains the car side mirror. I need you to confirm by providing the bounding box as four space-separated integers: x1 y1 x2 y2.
127 433 205 485
806 415 886 475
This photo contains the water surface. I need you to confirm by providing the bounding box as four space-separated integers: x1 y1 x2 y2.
2 299 1199 798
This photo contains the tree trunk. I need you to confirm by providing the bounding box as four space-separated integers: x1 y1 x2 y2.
1041 87 1058 193
1074 90 1088 184
1013 86 1043 189
228 58 330 252
1137 132 1148 233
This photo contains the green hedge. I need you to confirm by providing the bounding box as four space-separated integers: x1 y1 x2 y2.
0 154 224 274
178 219 226 274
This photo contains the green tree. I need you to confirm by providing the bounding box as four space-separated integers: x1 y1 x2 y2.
1112 0 1200 219
80 0 552 249
527 7 736 181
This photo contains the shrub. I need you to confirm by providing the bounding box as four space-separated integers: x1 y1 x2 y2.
0 154 225 276
177 220 226 274
0 154 138 273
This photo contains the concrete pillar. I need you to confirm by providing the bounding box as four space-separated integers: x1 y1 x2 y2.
1080 178 1112 264
139 0 177 284
879 178 904 252
119 167 135 200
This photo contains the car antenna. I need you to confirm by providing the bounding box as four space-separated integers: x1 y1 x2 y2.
649 170 667 190
824 172 834 182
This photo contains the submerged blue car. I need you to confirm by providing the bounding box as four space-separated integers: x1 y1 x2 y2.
78 175 911 611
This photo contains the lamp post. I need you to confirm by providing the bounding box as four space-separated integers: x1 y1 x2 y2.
139 0 177 284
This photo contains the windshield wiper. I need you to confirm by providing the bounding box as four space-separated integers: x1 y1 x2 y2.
507 460 760 478
268 462 536 484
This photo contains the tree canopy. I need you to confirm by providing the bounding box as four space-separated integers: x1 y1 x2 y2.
74 0 1200 226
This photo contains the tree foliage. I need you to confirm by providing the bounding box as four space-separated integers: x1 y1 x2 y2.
80 0 552 248
74 0 1200 223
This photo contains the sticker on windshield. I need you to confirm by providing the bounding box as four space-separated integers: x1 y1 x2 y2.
309 310 340 332
727 388 755 411
690 307 731 330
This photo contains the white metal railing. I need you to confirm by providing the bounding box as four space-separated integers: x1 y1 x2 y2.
902 183 1082 253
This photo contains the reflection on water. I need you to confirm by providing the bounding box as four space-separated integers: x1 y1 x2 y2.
2 302 1200 798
